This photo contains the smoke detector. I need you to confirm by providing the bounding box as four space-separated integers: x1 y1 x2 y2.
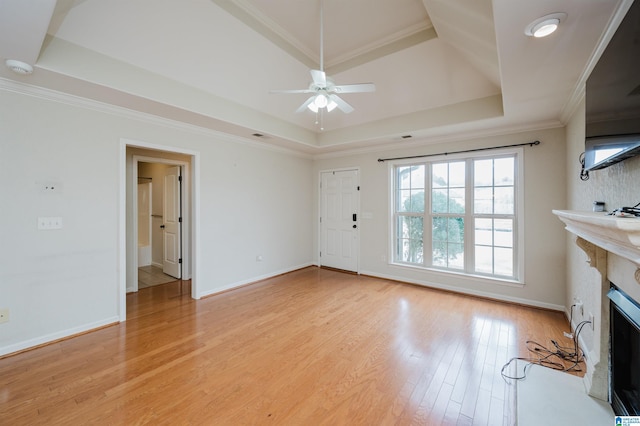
5 59 33 75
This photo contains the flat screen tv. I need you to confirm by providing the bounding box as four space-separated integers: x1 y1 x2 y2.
584 0 640 171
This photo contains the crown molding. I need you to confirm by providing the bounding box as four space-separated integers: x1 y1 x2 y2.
0 76 313 160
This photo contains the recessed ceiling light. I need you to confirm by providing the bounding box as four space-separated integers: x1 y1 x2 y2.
525 13 567 38
5 59 33 75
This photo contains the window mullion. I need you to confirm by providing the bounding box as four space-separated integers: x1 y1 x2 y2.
424 163 432 267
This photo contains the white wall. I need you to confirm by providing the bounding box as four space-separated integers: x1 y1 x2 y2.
0 86 313 356
313 127 568 309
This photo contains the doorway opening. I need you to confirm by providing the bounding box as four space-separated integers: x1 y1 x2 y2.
136 161 182 289
120 139 199 321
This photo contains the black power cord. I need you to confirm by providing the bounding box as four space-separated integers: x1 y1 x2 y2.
501 318 592 383
608 201 640 217
579 152 590 181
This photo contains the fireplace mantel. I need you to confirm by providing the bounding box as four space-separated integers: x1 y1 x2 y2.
553 210 640 266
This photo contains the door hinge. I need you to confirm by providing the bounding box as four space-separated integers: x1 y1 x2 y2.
178 175 182 182
357 186 360 190
319 251 322 257
179 258 182 264
319 217 322 223
179 217 182 223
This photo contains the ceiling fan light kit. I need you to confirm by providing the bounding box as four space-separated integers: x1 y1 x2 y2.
269 0 376 122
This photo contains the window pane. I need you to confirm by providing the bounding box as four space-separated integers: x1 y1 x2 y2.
397 215 423 264
448 218 464 244
449 162 466 187
449 188 465 213
432 241 447 267
432 189 449 213
475 245 493 273
475 218 493 245
494 219 513 247
410 190 425 213
432 163 448 188
494 247 513 276
398 216 411 239
474 187 493 214
494 187 514 214
410 166 425 189
397 166 413 189
398 189 410 212
432 217 447 242
448 243 464 269
495 158 514 185
474 159 493 186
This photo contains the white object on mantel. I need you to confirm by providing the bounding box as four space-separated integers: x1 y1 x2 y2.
552 210 640 266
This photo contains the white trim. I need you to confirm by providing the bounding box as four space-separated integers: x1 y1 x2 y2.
361 269 564 311
119 138 201 323
197 262 314 299
312 121 563 161
0 317 120 358
0 77 311 160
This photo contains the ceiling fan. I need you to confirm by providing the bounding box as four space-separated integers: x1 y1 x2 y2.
269 0 375 115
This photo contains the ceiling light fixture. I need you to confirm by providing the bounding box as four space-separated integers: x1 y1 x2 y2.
5 59 33 75
525 13 567 38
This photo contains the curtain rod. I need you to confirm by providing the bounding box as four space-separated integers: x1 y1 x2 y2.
377 140 540 162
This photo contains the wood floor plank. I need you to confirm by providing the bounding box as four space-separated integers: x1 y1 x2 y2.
0 267 577 425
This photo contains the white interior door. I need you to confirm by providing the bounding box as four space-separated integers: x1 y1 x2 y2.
320 170 359 272
163 165 181 278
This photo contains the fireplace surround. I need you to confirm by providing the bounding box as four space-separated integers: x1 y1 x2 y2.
553 210 640 412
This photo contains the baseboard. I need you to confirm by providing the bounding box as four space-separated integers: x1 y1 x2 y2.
196 262 314 299
360 269 565 311
0 316 120 358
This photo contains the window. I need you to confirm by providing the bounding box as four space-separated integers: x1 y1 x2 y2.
392 150 521 281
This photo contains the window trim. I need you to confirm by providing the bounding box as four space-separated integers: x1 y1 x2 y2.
388 147 525 284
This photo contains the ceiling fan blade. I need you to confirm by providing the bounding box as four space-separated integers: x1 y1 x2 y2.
269 89 314 94
333 83 376 93
310 69 326 87
296 96 316 113
329 94 354 114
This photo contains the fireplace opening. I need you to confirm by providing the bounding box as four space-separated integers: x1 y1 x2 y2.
608 286 640 415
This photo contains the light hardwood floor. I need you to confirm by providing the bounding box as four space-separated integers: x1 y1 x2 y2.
0 267 575 425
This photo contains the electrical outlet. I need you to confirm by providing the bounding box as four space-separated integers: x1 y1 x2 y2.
588 312 594 330
574 298 584 317
0 309 9 324
38 217 63 230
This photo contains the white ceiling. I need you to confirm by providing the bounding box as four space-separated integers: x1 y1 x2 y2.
0 0 631 155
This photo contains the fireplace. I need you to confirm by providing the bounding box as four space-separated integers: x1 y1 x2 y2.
553 210 640 407
608 286 640 415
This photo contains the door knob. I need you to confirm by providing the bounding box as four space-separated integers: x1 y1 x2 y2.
160 225 165 229
353 225 357 229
